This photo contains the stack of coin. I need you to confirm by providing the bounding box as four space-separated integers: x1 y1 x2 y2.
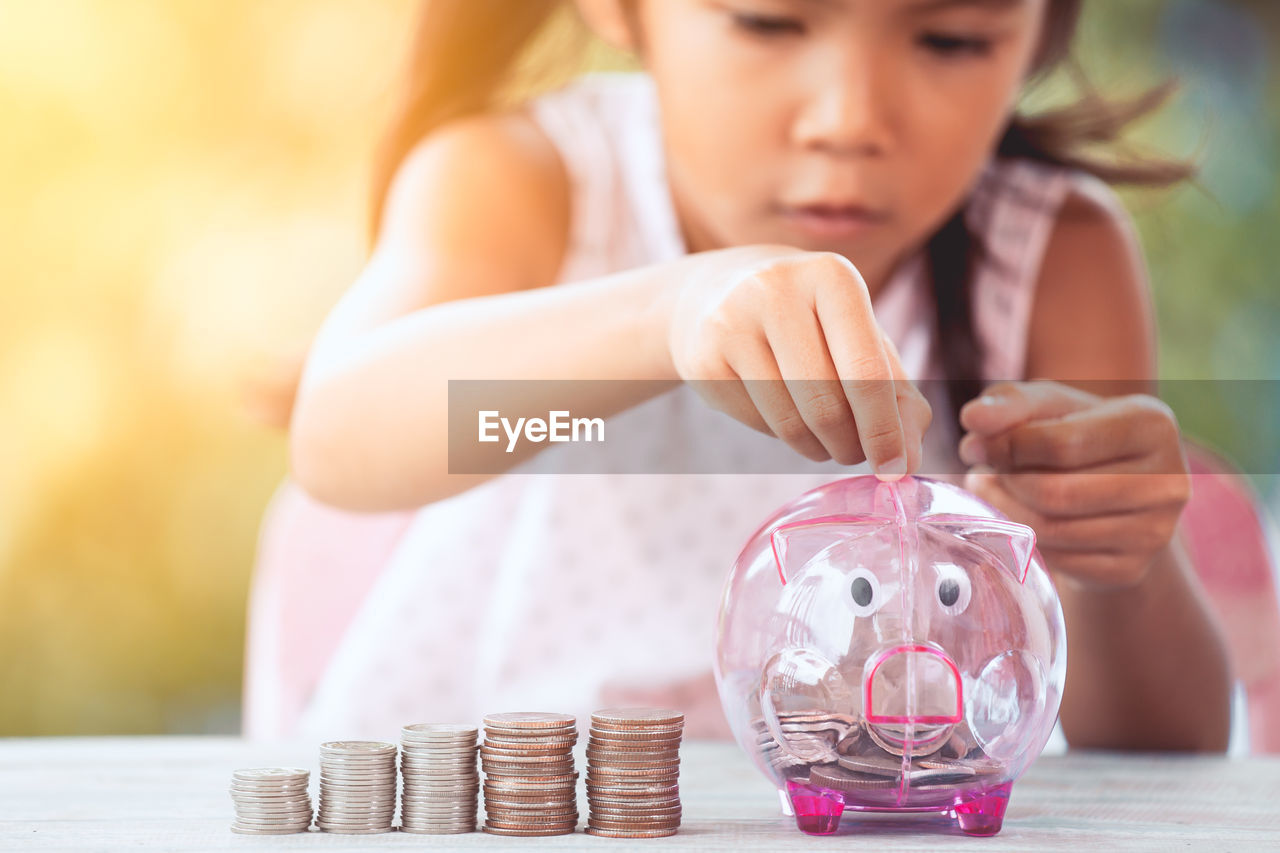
229 768 312 835
480 712 579 836
315 741 398 834
399 723 479 834
585 708 684 839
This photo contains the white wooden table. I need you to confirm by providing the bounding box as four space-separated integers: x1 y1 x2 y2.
1 738 1277 851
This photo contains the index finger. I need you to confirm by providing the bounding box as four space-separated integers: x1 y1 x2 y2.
982 397 1164 471
812 257 906 479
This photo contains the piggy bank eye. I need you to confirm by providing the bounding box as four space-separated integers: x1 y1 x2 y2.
848 567 882 617
935 564 972 615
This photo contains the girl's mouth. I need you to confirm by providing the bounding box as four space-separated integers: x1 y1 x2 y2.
779 203 890 239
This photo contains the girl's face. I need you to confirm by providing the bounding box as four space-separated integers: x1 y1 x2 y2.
625 0 1048 289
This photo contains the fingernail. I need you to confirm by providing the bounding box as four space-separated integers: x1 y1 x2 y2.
875 455 908 481
977 394 1006 407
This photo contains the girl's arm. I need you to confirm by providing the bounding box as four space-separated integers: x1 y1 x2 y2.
959 188 1232 751
291 111 930 511
290 111 680 510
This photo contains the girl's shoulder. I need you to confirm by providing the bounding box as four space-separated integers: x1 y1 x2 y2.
965 157 1142 382
1017 161 1156 383
379 104 571 293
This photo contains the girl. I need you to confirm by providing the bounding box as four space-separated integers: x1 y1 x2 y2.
245 0 1231 749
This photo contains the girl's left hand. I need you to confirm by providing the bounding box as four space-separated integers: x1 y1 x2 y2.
957 380 1191 589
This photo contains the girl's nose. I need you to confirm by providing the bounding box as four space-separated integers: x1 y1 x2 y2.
791 61 895 157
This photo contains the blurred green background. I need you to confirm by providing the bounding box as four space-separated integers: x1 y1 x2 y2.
1 0 1276 736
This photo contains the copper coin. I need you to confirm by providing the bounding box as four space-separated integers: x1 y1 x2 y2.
484 777 578 790
480 751 575 763
586 761 679 772
588 819 681 831
586 752 680 763
482 825 576 836
587 793 680 804
483 712 576 728
591 807 682 819
484 808 579 820
588 822 680 833
590 707 684 726
809 765 898 792
588 735 682 749
585 783 679 796
584 826 678 838
591 722 682 733
588 727 683 742
481 743 572 757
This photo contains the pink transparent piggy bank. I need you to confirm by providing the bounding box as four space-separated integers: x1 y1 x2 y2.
714 476 1065 836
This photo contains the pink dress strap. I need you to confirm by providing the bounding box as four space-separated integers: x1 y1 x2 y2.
966 159 1085 383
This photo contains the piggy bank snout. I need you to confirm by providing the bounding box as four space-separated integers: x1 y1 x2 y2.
865 644 963 725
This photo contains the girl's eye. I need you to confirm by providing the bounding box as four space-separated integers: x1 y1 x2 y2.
732 13 805 37
917 31 993 58
935 564 973 615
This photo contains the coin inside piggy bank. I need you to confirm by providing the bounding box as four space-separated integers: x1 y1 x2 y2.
714 475 1065 836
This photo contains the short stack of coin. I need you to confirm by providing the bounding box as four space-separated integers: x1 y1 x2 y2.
315 741 397 834
229 768 312 835
480 712 579 836
399 723 479 834
585 708 684 838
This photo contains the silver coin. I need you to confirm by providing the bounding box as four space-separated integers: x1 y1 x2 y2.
403 722 476 735
231 814 312 826
404 778 481 788
229 781 310 791
232 790 311 799
316 810 394 820
402 802 477 811
232 767 309 782
400 763 477 773
400 772 478 783
401 742 477 752
320 740 396 752
231 819 311 829
319 763 397 773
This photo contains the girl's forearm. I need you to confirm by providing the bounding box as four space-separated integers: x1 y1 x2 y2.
290 264 681 511
1056 531 1232 751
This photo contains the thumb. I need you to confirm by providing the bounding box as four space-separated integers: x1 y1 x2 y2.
959 380 1098 436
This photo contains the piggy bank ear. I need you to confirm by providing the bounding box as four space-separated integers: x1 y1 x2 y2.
771 515 894 585
918 514 1036 584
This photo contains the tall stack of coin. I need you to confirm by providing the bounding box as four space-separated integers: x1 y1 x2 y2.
398 723 480 834
228 768 312 835
315 741 398 834
480 712 579 837
585 708 684 838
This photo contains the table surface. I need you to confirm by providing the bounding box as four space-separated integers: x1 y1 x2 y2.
1 737 1277 851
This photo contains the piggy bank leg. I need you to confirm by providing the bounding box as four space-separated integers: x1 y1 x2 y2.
953 782 1012 836
784 779 845 835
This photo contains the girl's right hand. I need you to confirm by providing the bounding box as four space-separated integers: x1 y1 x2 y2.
665 245 931 478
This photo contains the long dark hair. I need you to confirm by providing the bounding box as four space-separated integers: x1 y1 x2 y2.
250 0 1191 430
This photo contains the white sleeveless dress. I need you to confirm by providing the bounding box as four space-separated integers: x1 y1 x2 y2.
248 72 1101 742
